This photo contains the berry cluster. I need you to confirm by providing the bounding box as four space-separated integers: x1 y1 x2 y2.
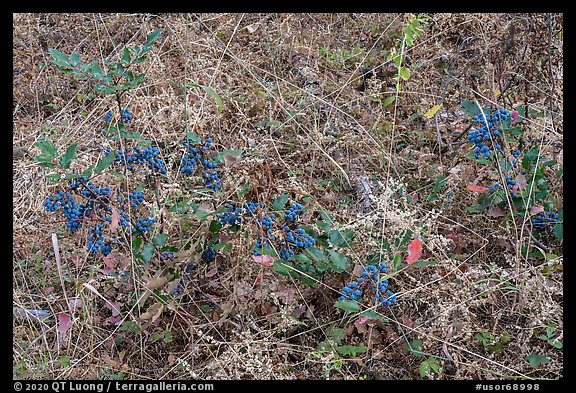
43 191 87 232
339 262 396 306
104 111 113 124
179 136 222 190
202 246 216 262
468 109 511 159
279 226 315 260
128 190 145 208
160 250 176 262
218 202 265 226
121 108 133 123
218 201 315 259
134 216 156 234
531 210 559 229
284 203 304 223
111 146 167 175
87 223 113 255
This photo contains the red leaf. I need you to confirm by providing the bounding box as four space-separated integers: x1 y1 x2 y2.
511 110 519 124
57 312 72 338
111 207 121 232
467 184 489 193
406 238 423 265
530 205 545 216
252 254 274 267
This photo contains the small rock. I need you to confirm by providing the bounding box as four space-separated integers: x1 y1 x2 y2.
13 146 29 158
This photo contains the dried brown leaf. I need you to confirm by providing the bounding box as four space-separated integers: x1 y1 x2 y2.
140 302 164 322
487 206 506 218
144 276 168 291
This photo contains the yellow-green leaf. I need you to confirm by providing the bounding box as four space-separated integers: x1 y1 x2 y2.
424 104 442 119
399 67 411 81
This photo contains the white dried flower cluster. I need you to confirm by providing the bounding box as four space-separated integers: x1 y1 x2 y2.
425 233 453 253
199 329 275 379
346 177 443 246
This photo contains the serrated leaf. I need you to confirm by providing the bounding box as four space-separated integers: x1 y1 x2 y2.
329 229 355 248
252 254 274 266
81 165 94 179
152 234 169 247
360 311 383 320
94 152 115 174
424 104 442 119
59 144 77 170
45 173 62 183
48 49 70 68
461 100 481 117
34 154 57 168
68 53 81 67
144 28 163 48
140 243 156 264
336 345 366 357
209 219 222 233
87 61 106 80
327 327 346 343
525 354 549 367
212 242 232 252
335 299 360 313
304 247 329 263
467 184 489 193
327 249 349 273
186 83 223 113
406 237 423 265
272 194 290 211
553 223 563 240
35 137 58 158
122 47 131 65
399 67 411 81
316 220 332 232
273 260 296 276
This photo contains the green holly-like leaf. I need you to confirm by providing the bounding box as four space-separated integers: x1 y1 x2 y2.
144 28 163 49
140 243 156 264
59 144 77 170
35 137 58 158
327 249 349 273
152 234 169 247
525 354 549 368
94 152 115 174
48 49 71 68
272 193 290 212
329 228 355 248
334 299 360 313
122 47 131 65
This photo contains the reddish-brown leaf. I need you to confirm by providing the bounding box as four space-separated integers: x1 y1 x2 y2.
530 205 545 216
104 301 121 317
111 207 121 232
516 174 527 191
406 238 423 265
252 254 274 266
487 206 506 218
467 184 489 193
